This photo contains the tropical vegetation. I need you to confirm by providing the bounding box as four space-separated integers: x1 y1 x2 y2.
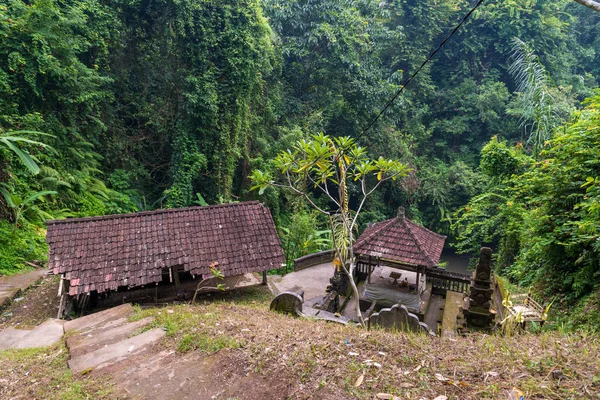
0 0 599 329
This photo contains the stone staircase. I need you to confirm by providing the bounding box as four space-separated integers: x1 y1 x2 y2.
65 303 165 373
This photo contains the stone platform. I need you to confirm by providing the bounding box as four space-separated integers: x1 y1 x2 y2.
0 318 64 350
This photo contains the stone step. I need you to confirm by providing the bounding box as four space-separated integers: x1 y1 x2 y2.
68 327 166 373
67 317 154 357
441 291 464 339
64 303 134 333
0 318 64 350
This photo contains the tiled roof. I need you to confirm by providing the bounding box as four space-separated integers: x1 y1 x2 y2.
354 215 446 268
46 201 284 296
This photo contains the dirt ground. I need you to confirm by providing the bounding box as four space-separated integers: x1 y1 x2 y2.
101 346 345 400
1 282 599 399
0 274 60 329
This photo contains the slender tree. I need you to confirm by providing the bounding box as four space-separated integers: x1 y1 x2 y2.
508 38 559 157
251 134 409 324
573 0 600 12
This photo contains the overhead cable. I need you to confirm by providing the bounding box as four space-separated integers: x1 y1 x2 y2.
361 0 485 136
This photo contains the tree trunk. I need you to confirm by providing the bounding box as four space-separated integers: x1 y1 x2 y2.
347 261 364 326
573 0 600 12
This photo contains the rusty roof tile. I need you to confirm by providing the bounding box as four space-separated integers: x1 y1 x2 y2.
47 201 284 296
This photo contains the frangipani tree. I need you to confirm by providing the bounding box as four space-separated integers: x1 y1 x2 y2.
251 133 410 324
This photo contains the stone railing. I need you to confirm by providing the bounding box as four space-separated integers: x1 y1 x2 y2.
293 250 335 271
425 267 471 295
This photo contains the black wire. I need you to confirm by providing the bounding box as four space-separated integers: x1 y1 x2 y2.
361 0 485 136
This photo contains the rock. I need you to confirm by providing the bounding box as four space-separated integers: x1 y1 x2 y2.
552 369 564 380
68 328 165 373
269 291 304 317
366 303 432 334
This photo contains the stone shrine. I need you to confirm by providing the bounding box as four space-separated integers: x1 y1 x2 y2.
463 247 495 329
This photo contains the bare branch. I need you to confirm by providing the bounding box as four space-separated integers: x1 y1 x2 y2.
349 170 404 233
573 0 600 12
306 174 341 208
279 172 330 215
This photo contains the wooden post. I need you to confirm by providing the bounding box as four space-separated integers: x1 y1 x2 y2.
262 270 267 285
79 293 90 317
416 268 420 294
172 266 181 295
56 276 66 319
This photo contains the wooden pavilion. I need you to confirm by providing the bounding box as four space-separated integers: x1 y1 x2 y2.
353 208 447 294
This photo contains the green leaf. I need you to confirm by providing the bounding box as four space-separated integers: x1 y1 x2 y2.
21 190 57 207
1 139 40 174
195 193 209 206
0 186 16 208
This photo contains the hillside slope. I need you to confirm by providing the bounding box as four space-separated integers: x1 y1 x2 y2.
1 286 598 399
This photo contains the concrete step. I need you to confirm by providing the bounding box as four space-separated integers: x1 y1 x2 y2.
0 318 64 350
441 291 465 339
64 303 134 333
67 317 154 357
68 327 165 373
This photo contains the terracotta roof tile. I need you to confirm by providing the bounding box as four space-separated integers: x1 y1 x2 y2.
47 201 284 295
354 216 446 267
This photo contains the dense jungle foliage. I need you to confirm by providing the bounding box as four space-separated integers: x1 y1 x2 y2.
1 0 599 328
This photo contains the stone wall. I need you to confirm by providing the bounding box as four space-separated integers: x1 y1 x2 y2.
293 250 335 271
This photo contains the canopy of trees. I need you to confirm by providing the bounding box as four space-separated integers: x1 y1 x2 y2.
1 0 599 328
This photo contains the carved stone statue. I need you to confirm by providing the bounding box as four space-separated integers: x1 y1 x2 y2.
366 303 433 335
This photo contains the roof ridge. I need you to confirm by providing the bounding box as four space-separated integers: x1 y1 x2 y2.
354 218 395 249
46 200 262 225
403 218 444 267
404 217 447 240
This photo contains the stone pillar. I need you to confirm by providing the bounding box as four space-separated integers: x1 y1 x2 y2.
463 247 495 329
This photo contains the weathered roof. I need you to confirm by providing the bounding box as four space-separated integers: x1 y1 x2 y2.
354 215 446 268
46 201 284 296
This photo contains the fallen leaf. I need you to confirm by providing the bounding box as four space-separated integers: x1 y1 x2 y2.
435 373 448 382
355 374 364 387
399 382 414 388
484 371 499 382
433 396 448 400
376 394 393 400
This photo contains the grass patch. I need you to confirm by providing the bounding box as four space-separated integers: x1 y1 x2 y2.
130 285 272 353
178 332 241 353
0 341 114 399
0 220 47 276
